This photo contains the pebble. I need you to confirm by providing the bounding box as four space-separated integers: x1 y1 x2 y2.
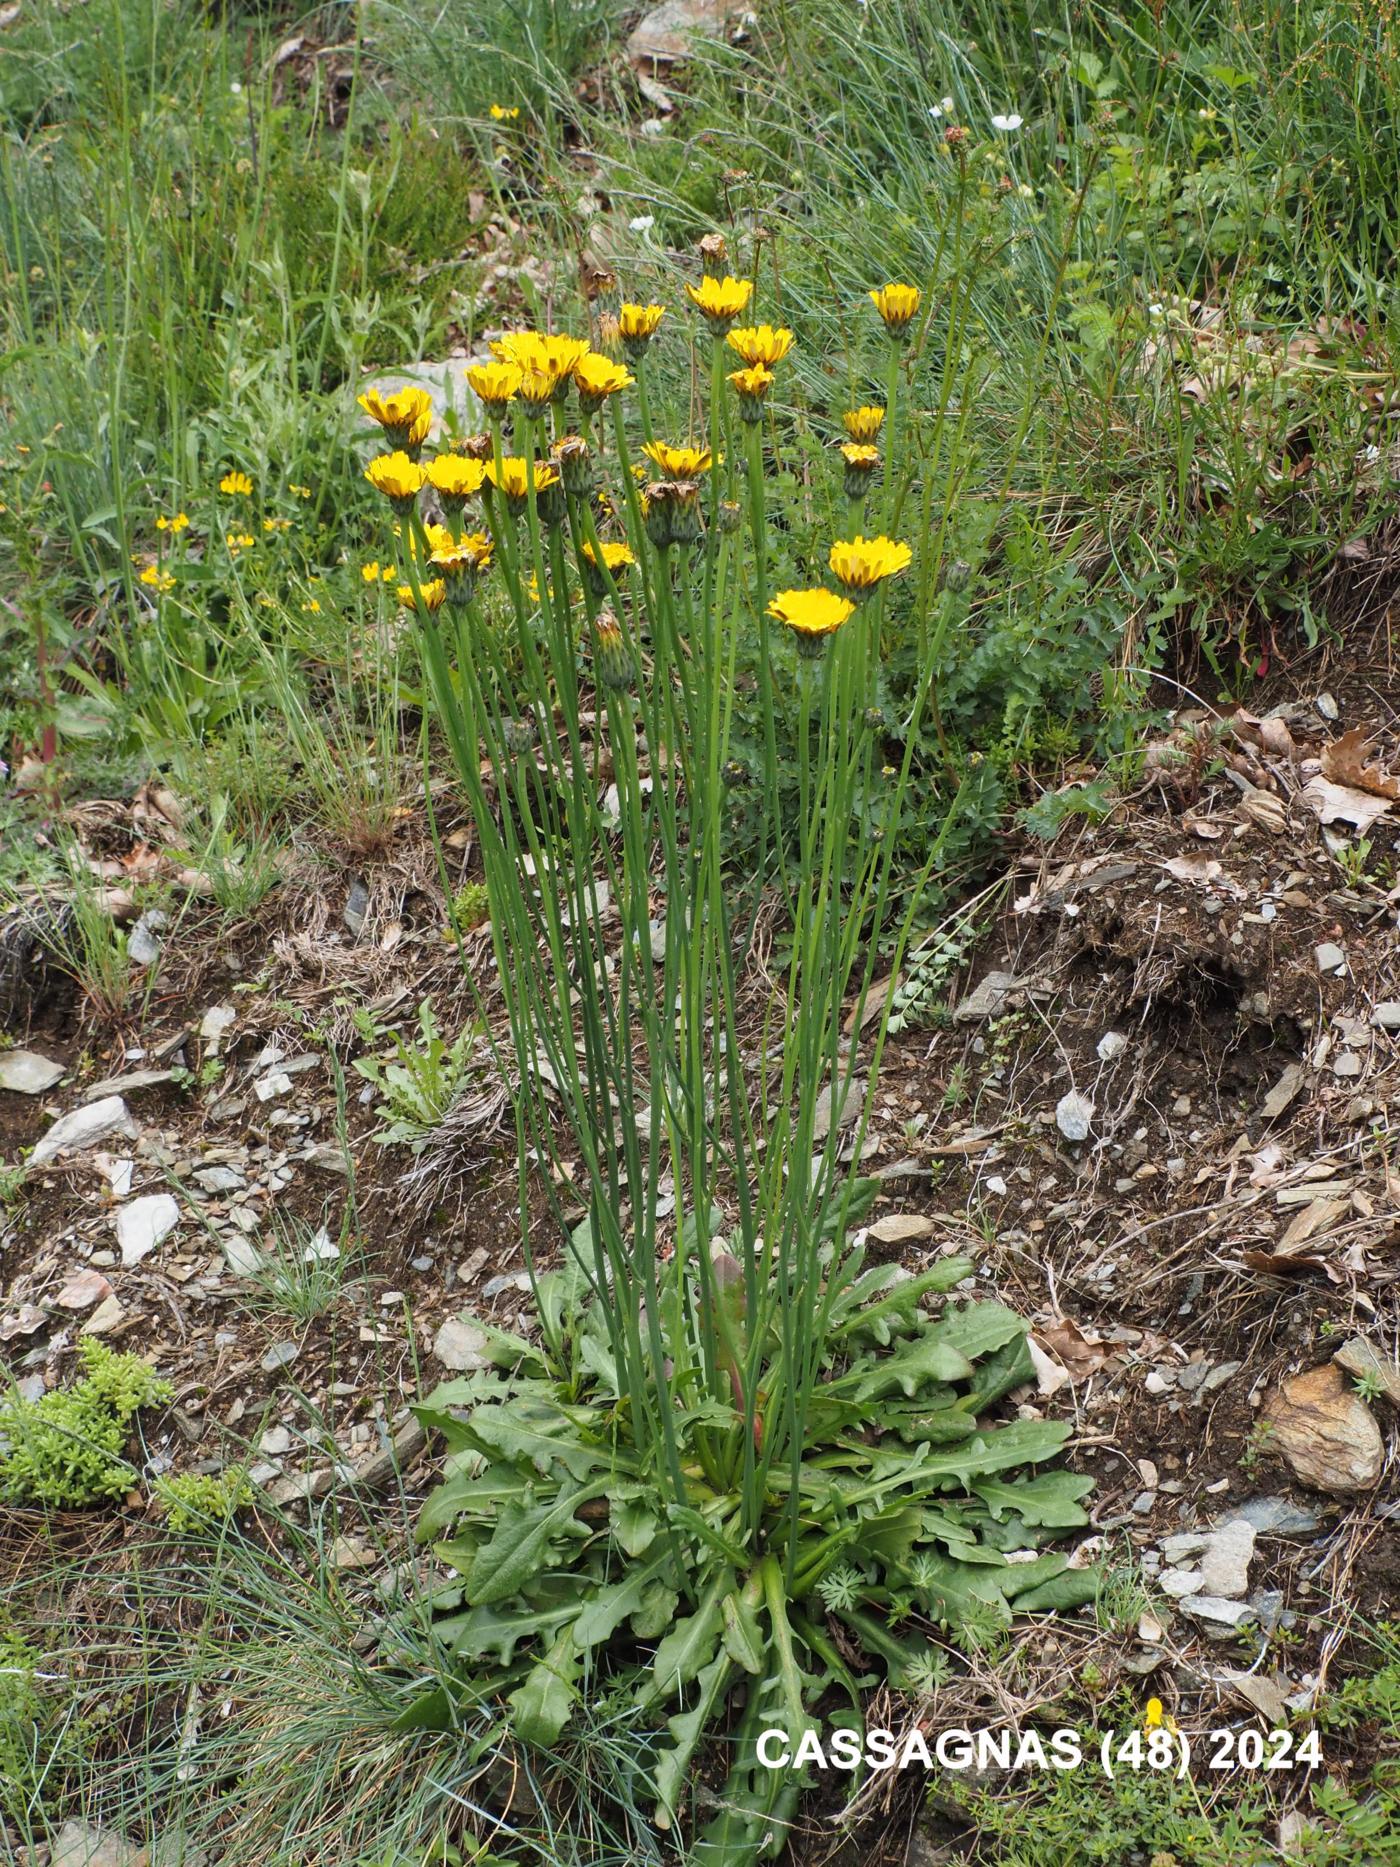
0 1050 67 1095
193 1166 245 1193
1232 1495 1320 1537
1178 1595 1257 1630
31 1096 137 1166
261 1341 300 1373
127 909 167 967
259 1426 293 1456
1096 1031 1128 1061
114 1192 180 1267
1159 1567 1204 1599
224 1238 262 1278
433 1316 490 1371
1199 1519 1255 1598
1054 1090 1094 1142
1373 1002 1400 1031
1315 941 1346 975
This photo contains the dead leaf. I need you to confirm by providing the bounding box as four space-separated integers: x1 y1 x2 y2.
1027 1336 1071 1397
1036 1316 1109 1380
1320 726 1400 800
1302 776 1393 834
1162 854 1244 895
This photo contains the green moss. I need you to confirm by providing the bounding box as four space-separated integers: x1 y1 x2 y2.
0 1339 173 1508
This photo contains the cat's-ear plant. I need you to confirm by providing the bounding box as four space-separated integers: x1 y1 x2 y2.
356 246 1098 1861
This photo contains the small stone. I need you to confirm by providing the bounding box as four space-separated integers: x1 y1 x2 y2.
329 1534 376 1571
344 878 369 936
1158 1567 1204 1599
482 1270 532 1299
1145 1369 1173 1396
1262 1364 1384 1494
254 1071 293 1102
81 1068 176 1102
247 1461 281 1486
114 1192 180 1267
628 0 746 64
50 1819 147 1867
433 1316 490 1371
1315 692 1339 721
1054 1090 1094 1142
1333 1337 1400 1407
1373 1002 1400 1031
192 1165 245 1193
1232 1495 1320 1537
0 1050 66 1095
1332 1052 1363 1079
1178 1595 1258 1629
199 1004 237 1045
82 1295 127 1336
223 1237 262 1277
55 1269 113 1311
261 1341 300 1373
1096 1031 1129 1062
259 1426 293 1456
954 970 1030 1023
1199 1520 1255 1598
31 1095 137 1166
1315 941 1346 975
127 909 167 967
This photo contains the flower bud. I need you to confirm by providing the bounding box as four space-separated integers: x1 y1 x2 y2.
550 434 594 499
592 608 635 691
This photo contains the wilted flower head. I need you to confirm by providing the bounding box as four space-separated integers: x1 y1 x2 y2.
365 451 428 509
467 360 523 409
842 404 885 443
550 434 594 497
768 587 855 655
591 607 635 691
358 385 434 453
642 440 715 477
869 283 921 334
697 231 729 278
685 274 754 331
829 533 912 594
617 302 667 357
642 479 701 549
726 324 795 367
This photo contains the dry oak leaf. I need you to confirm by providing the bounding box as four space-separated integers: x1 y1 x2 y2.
1320 726 1400 800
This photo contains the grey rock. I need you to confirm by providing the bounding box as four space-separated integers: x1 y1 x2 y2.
627 0 741 64
1178 1594 1258 1629
433 1316 490 1370
114 1192 180 1267
259 1425 294 1456
1054 1090 1094 1142
1199 1519 1255 1599
192 1165 245 1193
128 908 167 966
1334 1336 1400 1407
261 1341 300 1373
0 1050 66 1095
1232 1495 1321 1537
31 1095 137 1166
50 1820 146 1867
1315 941 1346 974
1158 1566 1204 1599
1096 1030 1129 1061
82 1068 177 1101
1373 1001 1400 1031
954 970 1030 1024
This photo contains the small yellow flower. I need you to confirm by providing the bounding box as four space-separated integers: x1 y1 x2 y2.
139 565 175 593
869 282 921 333
641 440 715 477
728 363 775 421
618 302 667 355
155 511 190 533
397 577 448 611
768 587 855 652
489 103 521 121
491 332 590 380
1143 1698 1179 1734
426 454 487 502
358 385 434 450
842 405 885 442
301 598 322 613
466 360 523 409
829 533 912 593
263 515 291 531
219 470 253 496
684 274 754 330
840 443 880 467
726 324 794 367
365 451 428 507
289 482 312 498
361 560 386 583
485 456 561 501
225 531 256 550
573 351 634 410
581 540 635 573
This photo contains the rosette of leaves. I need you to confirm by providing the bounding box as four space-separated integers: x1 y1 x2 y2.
405 1209 1097 1864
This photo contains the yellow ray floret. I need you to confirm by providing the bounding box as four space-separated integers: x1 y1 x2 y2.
829 533 912 591
358 384 433 433
429 532 494 574
684 275 754 323
840 443 880 466
728 363 776 398
641 440 715 476
726 324 794 367
218 470 252 496
485 457 561 498
397 577 447 610
466 361 523 407
426 455 487 499
581 540 636 572
618 302 667 342
869 282 921 330
842 405 885 442
767 588 855 638
365 452 428 502
491 332 591 377
573 352 634 401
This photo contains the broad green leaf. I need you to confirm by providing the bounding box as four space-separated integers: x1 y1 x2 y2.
648 1570 731 1703
468 1397 603 1481
908 1551 1016 1625
611 1492 659 1557
463 1482 598 1606
630 1577 680 1640
909 1418 1074 1487
997 1554 1071 1601
1015 1567 1102 1613
507 1628 579 1745
721 1589 765 1674
973 1470 1094 1528
847 1333 976 1401
390 1685 454 1733
443 1600 580 1663
829 1258 975 1344
418 1463 534 1538
653 1647 735 1830
571 1555 671 1650
925 1300 1028 1362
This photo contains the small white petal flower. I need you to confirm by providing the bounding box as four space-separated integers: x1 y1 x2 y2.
990 113 1023 132
928 104 944 119
629 214 656 233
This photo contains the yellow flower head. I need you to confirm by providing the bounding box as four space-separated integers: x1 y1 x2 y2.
726 324 794 368
156 511 190 533
728 363 775 420
485 456 561 500
426 455 487 502
684 275 754 329
581 540 635 573
361 560 397 583
489 103 520 121
365 451 428 506
642 440 715 477
517 368 559 408
139 565 176 593
397 577 448 611
870 282 921 333
429 530 494 575
829 533 912 593
842 404 886 442
466 360 523 409
573 351 634 408
767 587 855 650
491 331 590 377
618 302 667 353
358 385 434 449
219 470 253 496
840 443 880 467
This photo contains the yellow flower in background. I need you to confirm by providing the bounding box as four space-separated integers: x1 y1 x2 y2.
263 516 291 531
301 598 321 613
767 587 855 651
869 282 921 333
288 482 312 498
429 531 494 572
726 324 794 367
427 455 488 502
219 470 253 496
580 540 635 590
842 404 885 442
684 275 754 329
358 385 434 447
489 103 520 121
491 331 590 378
361 560 397 583
1143 1698 1179 1734
573 352 634 408
485 456 561 500
829 533 912 593
139 565 175 593
642 440 715 477
365 451 428 506
618 302 667 355
466 360 523 408
225 531 256 550
397 577 447 611
155 511 189 532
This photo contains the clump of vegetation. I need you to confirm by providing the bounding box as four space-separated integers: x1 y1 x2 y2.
0 1340 172 1507
352 1000 482 1146
0 1622 84 1828
154 1467 254 1533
